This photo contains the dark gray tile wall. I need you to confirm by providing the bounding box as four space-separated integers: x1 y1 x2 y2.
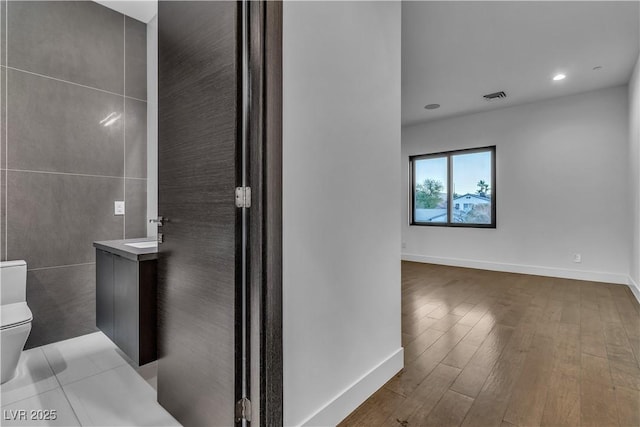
1 12 7 258
1 68 5 237
125 178 147 239
1 0 6 66
7 69 125 176
1 169 4 263
0 1 148 348
6 171 124 268
125 16 148 101
1 3 5 262
1 66 5 167
26 264 97 347
125 97 148 178
7 1 124 93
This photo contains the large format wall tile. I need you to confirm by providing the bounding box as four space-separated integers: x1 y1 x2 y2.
125 17 147 101
7 1 124 94
125 178 147 239
125 98 147 178
1 169 5 262
26 263 97 348
6 171 123 269
1 66 5 164
1 1 6 66
1 68 5 261
7 69 124 176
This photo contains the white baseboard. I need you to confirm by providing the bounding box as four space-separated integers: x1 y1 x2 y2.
402 253 628 285
300 347 404 427
628 276 640 304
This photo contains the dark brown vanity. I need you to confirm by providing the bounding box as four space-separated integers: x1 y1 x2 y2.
93 238 158 366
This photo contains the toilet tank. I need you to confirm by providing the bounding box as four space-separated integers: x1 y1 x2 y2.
0 260 27 305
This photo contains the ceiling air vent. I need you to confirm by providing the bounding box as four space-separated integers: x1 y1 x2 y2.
483 91 507 101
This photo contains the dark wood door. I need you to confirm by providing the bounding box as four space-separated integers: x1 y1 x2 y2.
157 2 241 426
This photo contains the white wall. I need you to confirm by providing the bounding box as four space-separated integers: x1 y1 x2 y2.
146 14 158 238
402 86 630 284
629 55 640 297
283 2 402 425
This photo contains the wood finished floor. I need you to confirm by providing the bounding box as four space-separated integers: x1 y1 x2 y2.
339 262 640 427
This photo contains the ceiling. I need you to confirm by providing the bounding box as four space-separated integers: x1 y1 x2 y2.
402 1 640 126
94 0 157 23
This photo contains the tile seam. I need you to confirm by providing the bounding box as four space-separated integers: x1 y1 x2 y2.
2 168 147 180
2 66 146 102
5 0 8 260
27 262 95 272
41 347 84 426
123 14 126 240
1 350 60 407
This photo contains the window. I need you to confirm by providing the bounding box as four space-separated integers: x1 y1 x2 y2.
410 146 495 227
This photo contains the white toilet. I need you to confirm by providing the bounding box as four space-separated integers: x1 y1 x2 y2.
1 260 33 384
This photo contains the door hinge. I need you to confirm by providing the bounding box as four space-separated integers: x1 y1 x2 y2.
235 397 252 422
235 187 252 208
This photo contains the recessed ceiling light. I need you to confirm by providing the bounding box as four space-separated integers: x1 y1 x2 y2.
553 73 566 81
424 104 440 110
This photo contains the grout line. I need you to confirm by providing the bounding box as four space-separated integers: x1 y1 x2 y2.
5 0 8 261
1 350 60 407
2 66 147 103
58 362 128 388
1 168 147 180
40 347 84 426
123 15 126 240
40 333 130 388
27 262 95 272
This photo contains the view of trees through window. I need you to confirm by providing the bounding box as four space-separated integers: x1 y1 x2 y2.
413 156 447 223
411 147 495 227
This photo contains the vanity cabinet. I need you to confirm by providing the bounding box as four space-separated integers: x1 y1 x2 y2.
94 240 158 366
95 249 115 339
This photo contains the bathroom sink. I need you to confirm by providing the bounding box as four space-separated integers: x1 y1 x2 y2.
125 241 157 249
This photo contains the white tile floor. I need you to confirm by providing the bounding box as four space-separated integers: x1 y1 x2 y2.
0 332 180 427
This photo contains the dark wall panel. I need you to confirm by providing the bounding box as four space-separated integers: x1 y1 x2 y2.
157 2 239 425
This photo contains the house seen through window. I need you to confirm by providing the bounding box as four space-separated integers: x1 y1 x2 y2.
410 146 496 227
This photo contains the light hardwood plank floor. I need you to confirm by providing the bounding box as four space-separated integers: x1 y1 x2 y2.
339 262 640 427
